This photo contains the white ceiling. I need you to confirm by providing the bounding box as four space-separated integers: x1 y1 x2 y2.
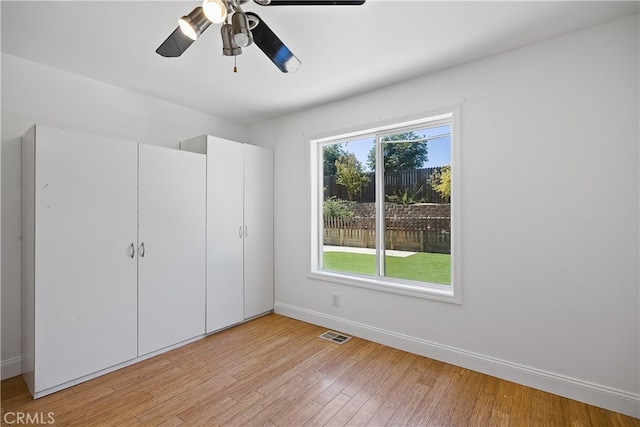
2 1 638 125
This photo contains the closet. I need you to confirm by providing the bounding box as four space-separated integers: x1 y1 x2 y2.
181 135 274 333
137 144 206 356
21 125 205 398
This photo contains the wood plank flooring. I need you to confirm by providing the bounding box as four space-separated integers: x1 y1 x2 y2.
2 314 638 426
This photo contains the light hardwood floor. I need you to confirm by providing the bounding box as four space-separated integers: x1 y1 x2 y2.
2 314 638 426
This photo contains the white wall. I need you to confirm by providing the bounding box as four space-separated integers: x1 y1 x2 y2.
248 15 639 417
1 53 248 379
2 13 638 418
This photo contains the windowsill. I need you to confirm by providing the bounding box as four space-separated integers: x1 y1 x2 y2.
308 270 461 304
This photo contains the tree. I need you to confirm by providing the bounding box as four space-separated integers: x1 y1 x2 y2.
323 144 348 176
429 165 451 201
367 132 428 173
335 153 370 201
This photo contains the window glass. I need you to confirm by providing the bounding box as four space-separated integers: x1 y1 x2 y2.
311 108 459 302
322 137 376 277
381 126 451 285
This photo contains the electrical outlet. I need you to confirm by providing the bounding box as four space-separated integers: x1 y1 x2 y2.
332 294 340 307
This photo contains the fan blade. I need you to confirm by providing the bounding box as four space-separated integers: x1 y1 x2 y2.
246 12 301 73
156 27 195 57
257 1 365 5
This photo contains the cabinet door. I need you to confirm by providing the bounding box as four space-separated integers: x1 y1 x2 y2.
34 127 138 392
205 137 245 332
244 144 274 319
138 145 206 355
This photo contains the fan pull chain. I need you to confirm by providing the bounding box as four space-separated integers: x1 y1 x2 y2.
234 56 237 73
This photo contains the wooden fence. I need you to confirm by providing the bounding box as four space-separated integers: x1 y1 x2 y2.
324 166 448 204
323 216 450 254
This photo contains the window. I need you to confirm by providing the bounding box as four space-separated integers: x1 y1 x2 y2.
310 108 461 303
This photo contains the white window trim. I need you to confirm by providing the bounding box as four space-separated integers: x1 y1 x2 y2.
309 106 462 304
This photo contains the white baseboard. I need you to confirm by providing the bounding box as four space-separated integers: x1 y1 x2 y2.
1 356 22 380
0 335 207 395
275 302 640 419
30 334 207 399
1 314 273 396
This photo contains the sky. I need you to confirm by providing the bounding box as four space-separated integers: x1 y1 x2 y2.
343 125 451 172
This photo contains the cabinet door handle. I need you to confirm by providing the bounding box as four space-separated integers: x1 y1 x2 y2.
239 226 243 238
245 225 248 238
129 243 135 258
140 242 145 258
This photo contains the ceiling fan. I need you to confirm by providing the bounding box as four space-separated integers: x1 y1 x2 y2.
156 0 366 73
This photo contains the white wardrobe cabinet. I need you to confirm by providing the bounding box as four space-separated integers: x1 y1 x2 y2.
243 142 275 319
137 144 206 356
22 125 139 397
181 135 274 333
22 125 206 398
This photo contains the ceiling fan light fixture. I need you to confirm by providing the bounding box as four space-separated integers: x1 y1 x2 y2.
232 11 253 47
178 7 211 41
202 0 227 24
221 23 242 56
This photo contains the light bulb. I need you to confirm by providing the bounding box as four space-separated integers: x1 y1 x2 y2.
178 7 210 41
178 17 198 40
203 0 227 24
232 11 252 47
234 32 251 47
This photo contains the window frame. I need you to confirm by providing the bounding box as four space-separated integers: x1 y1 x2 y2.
309 106 462 304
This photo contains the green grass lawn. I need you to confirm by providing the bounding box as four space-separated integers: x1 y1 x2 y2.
323 251 451 285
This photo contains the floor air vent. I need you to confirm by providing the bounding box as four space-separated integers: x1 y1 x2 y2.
319 331 351 344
